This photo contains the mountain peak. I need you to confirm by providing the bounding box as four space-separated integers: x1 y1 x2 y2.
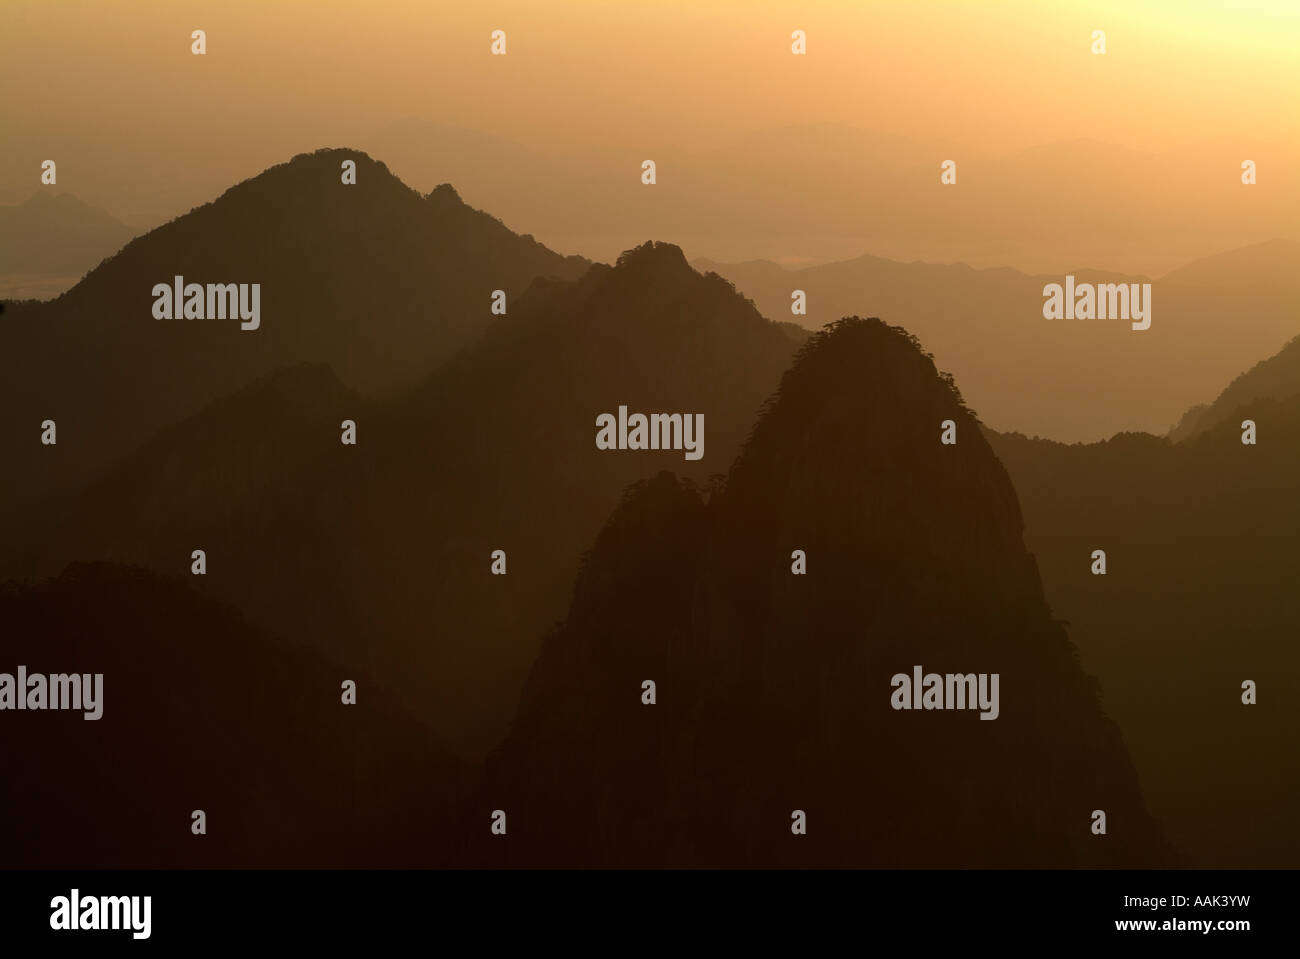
483 309 1171 867
283 147 385 171
613 240 690 273
19 191 92 211
725 315 1034 620
736 315 973 455
0 149 592 513
214 147 411 201
427 182 464 208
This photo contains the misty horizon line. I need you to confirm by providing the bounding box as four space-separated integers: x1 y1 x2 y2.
5 143 1296 297
5 110 1294 259
374 115 1300 158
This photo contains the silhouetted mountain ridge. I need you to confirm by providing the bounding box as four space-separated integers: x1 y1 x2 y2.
345 240 800 754
0 148 591 513
10 239 801 762
480 317 1171 867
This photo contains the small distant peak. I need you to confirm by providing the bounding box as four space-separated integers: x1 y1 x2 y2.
800 315 922 361
427 183 464 209
613 241 690 273
201 149 414 210
287 146 377 166
256 148 398 186
771 315 972 417
21 191 85 208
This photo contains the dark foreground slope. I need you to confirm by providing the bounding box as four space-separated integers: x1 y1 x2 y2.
478 318 1171 867
0 563 467 868
6 363 374 660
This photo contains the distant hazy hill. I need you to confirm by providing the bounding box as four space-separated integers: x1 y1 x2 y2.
368 119 1298 275
3 363 372 665
697 239 1300 442
0 562 468 867
476 318 1171 867
10 241 799 760
0 191 135 298
0 148 590 512
1169 329 1300 440
988 396 1300 866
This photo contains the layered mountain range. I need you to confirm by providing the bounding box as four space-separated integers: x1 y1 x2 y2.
2 147 1291 866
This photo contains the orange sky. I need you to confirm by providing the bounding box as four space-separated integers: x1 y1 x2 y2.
2 0 1296 264
4 0 1295 149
